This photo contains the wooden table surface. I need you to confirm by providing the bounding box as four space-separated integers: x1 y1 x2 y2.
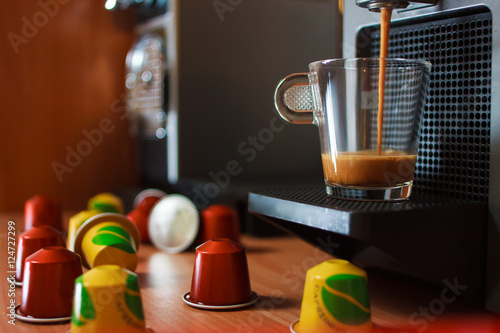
1 212 500 333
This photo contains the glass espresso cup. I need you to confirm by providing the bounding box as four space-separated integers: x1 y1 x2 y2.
275 58 431 201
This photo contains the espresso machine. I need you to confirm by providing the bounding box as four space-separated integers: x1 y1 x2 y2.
249 0 500 312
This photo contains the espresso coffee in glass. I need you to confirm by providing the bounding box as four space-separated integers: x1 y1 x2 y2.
274 58 431 201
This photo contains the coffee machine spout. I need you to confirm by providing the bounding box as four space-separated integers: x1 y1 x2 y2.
355 0 438 12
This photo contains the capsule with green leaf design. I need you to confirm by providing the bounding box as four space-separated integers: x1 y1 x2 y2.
71 265 148 333
87 192 125 214
291 259 372 333
73 213 140 272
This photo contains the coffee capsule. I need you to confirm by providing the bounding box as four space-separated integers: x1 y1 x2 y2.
74 213 140 271
88 193 124 214
24 195 62 231
148 194 199 253
129 189 167 243
183 238 259 309
127 209 150 243
197 204 240 246
17 246 82 321
291 259 372 333
133 189 167 214
71 265 148 333
16 225 65 285
67 210 101 251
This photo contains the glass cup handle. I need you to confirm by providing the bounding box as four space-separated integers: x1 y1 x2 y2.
274 73 314 124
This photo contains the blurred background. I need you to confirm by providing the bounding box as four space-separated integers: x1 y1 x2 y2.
0 0 341 211
0 2 138 211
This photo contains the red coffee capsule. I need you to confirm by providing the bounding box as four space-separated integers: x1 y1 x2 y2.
136 196 161 215
127 209 150 243
197 205 240 246
18 246 82 320
15 225 65 284
133 189 167 215
183 239 258 309
24 195 62 231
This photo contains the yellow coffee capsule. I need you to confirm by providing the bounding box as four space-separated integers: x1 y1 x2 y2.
71 265 148 333
74 213 140 272
88 193 124 214
292 259 372 333
67 210 101 251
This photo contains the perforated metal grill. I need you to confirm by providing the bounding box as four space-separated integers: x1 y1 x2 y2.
366 61 429 152
359 9 492 202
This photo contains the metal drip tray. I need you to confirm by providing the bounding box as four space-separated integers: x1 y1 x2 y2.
248 188 486 235
248 187 487 304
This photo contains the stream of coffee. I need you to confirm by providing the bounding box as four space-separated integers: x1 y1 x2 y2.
377 7 393 155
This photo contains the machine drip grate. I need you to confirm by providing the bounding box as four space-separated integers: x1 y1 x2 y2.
250 187 482 213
